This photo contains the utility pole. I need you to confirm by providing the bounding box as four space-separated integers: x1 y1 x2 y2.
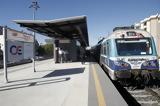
29 0 40 72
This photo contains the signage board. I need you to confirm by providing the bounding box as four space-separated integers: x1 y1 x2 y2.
0 27 34 63
7 41 24 63
59 39 70 43
0 26 34 82
7 28 33 42
24 43 33 59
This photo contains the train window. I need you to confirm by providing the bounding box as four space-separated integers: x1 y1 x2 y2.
106 42 110 56
101 45 103 55
101 43 107 55
103 43 106 55
116 38 153 56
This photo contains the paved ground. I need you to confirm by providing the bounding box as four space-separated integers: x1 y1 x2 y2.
88 63 127 106
0 59 89 106
0 59 127 106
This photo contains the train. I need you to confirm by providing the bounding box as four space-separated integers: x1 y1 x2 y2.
91 29 159 85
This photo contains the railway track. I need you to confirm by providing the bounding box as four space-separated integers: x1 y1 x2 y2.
112 79 160 106
126 87 160 106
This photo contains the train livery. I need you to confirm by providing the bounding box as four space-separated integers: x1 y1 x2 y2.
93 29 159 83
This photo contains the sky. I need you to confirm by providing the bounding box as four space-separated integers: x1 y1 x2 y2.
0 0 160 46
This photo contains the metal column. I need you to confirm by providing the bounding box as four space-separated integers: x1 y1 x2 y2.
29 0 40 72
3 26 8 83
32 33 36 72
54 39 59 63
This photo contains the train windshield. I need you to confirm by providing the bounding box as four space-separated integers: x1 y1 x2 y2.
116 38 152 56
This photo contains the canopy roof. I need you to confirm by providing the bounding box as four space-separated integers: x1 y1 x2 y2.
14 16 89 46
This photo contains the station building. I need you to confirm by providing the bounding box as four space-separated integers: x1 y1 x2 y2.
14 16 89 63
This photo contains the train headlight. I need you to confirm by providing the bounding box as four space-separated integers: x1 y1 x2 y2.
142 60 157 67
150 61 156 66
124 63 129 67
141 60 159 70
113 60 131 70
114 61 129 67
114 61 121 66
142 61 149 66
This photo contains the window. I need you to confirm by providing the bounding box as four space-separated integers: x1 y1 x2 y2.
116 38 153 56
101 45 103 55
103 44 106 55
106 42 110 56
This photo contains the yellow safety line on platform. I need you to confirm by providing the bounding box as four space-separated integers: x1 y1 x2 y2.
92 64 106 106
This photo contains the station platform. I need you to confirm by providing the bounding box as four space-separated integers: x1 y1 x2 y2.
0 59 127 106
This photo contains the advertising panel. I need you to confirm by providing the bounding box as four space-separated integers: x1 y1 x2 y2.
0 27 34 63
7 41 24 63
6 28 34 63
0 27 4 51
24 43 33 59
0 36 4 51
7 28 33 42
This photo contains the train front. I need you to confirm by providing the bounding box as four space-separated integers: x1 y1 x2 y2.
113 30 159 82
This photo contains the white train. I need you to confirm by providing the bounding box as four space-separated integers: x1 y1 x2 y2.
93 29 159 84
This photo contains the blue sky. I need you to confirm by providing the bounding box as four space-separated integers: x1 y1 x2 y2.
0 0 160 46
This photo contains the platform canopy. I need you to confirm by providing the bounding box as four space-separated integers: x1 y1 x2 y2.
13 16 89 46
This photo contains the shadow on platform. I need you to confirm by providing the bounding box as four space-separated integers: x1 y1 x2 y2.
43 67 85 78
0 67 85 91
0 77 70 91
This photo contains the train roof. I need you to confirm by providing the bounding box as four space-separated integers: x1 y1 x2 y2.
103 29 152 42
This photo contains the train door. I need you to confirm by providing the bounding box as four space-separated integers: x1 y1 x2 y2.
100 42 106 65
106 40 110 66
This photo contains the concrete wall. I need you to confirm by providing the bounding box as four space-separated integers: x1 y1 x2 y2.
146 21 150 32
150 18 160 55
